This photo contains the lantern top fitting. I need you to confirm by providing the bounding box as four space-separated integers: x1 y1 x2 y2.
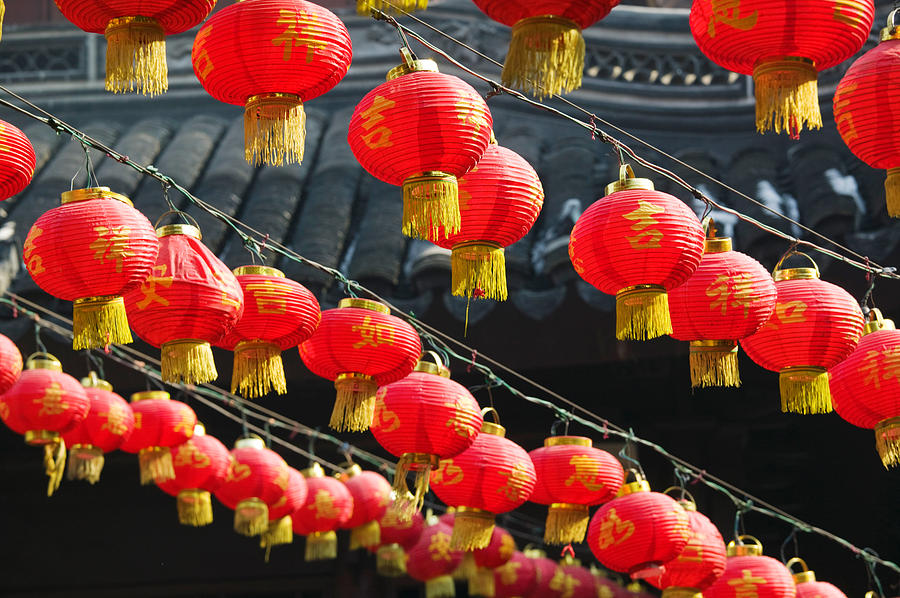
882 9 900 41
604 165 655 195
156 223 202 240
864 309 896 334
80 371 113 391
786 558 816 584
413 352 451 377
704 237 733 253
193 423 207 436
340 463 364 479
233 265 285 278
24 352 63 372
543 436 592 448
773 251 820 282
303 462 326 478
480 407 506 437
337 297 391 315
387 57 440 80
235 436 265 450
130 391 170 402
617 477 651 496
60 187 132 206
727 535 763 557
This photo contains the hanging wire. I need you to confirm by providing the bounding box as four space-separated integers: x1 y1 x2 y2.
780 527 801 564
33 318 47 354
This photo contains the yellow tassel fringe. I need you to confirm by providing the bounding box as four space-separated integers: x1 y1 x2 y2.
66 445 105 484
43 438 66 497
426 575 457 598
160 339 218 385
885 168 900 218
451 243 507 301
454 553 477 581
244 93 306 167
138 446 175 485
469 568 496 597
305 530 338 561
331 374 377 432
177 489 213 527
615 285 672 341
350 519 381 550
544 503 589 545
402 172 460 240
377 544 408 577
689 341 741 388
451 510 495 551
503 16 585 99
0 0 5 42
391 453 437 521
72 296 132 350
357 0 427 15
875 418 900 469
232 340 287 399
260 516 294 548
234 497 269 537
753 57 822 137
104 16 167 96
779 366 832 414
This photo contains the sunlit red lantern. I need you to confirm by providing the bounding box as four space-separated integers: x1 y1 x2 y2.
217 265 320 399
690 0 874 137
786 558 847 598
529 435 624 545
357 0 426 16
299 298 421 432
156 424 231 527
0 120 36 201
524 549 564 598
668 233 776 388
62 372 134 484
494 551 537 598
24 187 159 350
292 462 354 561
372 356 482 515
192 0 352 166
373 507 426 577
0 332 23 394
55 0 216 95
348 54 492 240
740 253 864 415
338 464 392 549
587 475 691 579
704 537 796 598
260 466 308 551
569 166 706 341
123 221 243 384
430 409 536 550
406 518 463 598
469 525 516 597
119 390 196 485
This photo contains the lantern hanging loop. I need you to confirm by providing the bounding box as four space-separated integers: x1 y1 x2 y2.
883 9 900 40
773 250 820 278
420 350 446 369
153 209 200 231
780 528 801 563
661 485 696 507
784 557 809 574
728 534 763 553
480 406 501 425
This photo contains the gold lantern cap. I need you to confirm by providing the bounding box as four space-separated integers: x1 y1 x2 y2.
233 265 284 278
338 297 391 315
131 390 170 402
303 461 326 478
25 352 63 372
414 351 451 377
61 187 133 207
604 164 655 195
785 557 817 584
727 535 763 557
881 9 900 42
80 371 113 391
773 251 820 282
235 435 265 450
193 423 206 437
387 48 439 80
544 436 592 447
480 407 506 437
864 308 896 335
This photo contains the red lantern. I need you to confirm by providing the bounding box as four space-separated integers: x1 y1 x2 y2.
431 142 543 301
292 462 354 561
214 436 290 537
217 265 320 399
0 332 23 394
586 476 691 578
669 233 776 388
371 356 482 516
62 372 134 484
299 298 421 432
338 464 392 550
123 221 243 384
593 571 628 598
524 549 564 598
347 54 493 240
373 507 425 577
569 166 706 341
786 558 847 598
430 409 536 550
494 551 537 598
156 424 231 527
690 0 874 137
551 560 599 598
469 525 516 597
260 466 309 551
704 537 796 598
0 119 36 201
192 0 352 166
406 519 464 598
119 390 196 485
529 435 624 545
55 0 216 95
24 187 159 350
740 253 864 414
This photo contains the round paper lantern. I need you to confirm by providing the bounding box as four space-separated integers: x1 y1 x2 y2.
834 12 900 217
371 356 482 516
704 537 796 598
0 332 23 395
299 298 421 432
55 0 216 95
119 390 196 485
690 0 874 137
214 436 291 537
586 476 691 578
357 0 426 16
62 372 134 484
524 549 564 598
156 424 231 527
529 435 624 545
123 222 243 385
786 558 847 598
292 462 354 561
469 525 516 597
374 507 426 577
192 0 352 166
259 466 308 551
431 142 543 301
348 55 493 240
669 233 776 388
740 254 864 414
338 464 392 549
494 551 537 598
0 119 36 201
569 166 706 340
430 409 536 550
217 265 320 399
406 519 464 598
551 560 599 598
593 571 627 598
24 187 159 350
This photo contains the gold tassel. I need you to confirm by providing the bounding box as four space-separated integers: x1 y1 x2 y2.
232 340 286 399
260 515 294 549
160 339 218 385
391 453 438 521
402 172 460 240
0 0 5 42
72 296 133 350
454 553 477 581
885 168 900 218
138 446 175 485
357 0 427 15
66 445 105 484
689 341 741 388
544 503 589 545
451 243 507 301
305 530 338 561
377 543 408 577
469 568 496 597
779 366 832 414
234 497 269 537
451 510 495 551
350 519 381 550
615 285 672 341
426 575 457 598
104 16 167 96
43 438 66 497
331 373 377 432
502 16 585 99
752 57 821 137
875 418 900 469
177 489 213 527
244 93 306 167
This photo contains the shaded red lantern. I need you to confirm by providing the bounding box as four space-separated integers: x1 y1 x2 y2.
469 525 516 597
292 462 354 561
552 560 599 598
690 0 874 137
192 0 352 166
593 571 628 598
348 53 493 240
119 390 196 485
55 0 216 95
156 424 231 527
529 435 624 545
373 507 426 577
430 409 536 550
406 518 464 598
62 372 134 484
494 551 537 598
260 466 309 551
0 119 36 201
299 298 421 433
524 549 564 598
704 537 796 598
338 464 392 549
356 0 426 16
24 187 159 350
741 253 864 415
669 233 776 388
786 558 847 598
371 356 482 516
586 476 691 578
569 166 706 341
217 265 320 399
0 332 23 394
123 221 243 384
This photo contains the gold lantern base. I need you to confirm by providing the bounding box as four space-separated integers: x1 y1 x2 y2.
377 543 408 577
544 503 589 545
451 242 507 301
234 497 269 537
66 445 105 484
305 530 338 561
779 366 832 414
689 340 741 388
73 295 133 350
469 568 495 597
232 340 287 399
244 92 306 166
615 285 672 341
885 168 900 218
161 339 218 385
451 508 495 551
138 446 175 485
177 489 213 527
331 373 377 432
357 0 427 15
260 515 294 548
503 15 584 99
104 16 167 96
402 172 460 240
875 417 900 469
391 453 439 521
426 575 456 598
752 57 822 137
350 519 381 550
